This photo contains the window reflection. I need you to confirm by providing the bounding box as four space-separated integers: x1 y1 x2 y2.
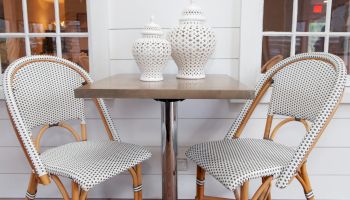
263 0 293 32
331 0 350 32
62 37 88 71
27 0 56 33
297 0 326 32
0 0 24 33
262 36 291 66
0 38 25 73
59 0 87 32
30 37 57 55
295 36 324 54
329 37 350 72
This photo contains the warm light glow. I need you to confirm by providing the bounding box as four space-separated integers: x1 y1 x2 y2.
42 0 64 3
313 4 323 13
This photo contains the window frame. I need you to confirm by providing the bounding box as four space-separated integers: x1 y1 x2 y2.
240 0 350 87
0 0 89 83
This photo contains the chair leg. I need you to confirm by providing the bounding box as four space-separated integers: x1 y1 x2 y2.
51 175 70 200
234 189 240 200
195 165 205 200
25 173 38 200
260 177 271 200
298 163 315 200
136 164 143 200
80 190 88 200
129 165 142 200
72 181 80 200
240 181 249 200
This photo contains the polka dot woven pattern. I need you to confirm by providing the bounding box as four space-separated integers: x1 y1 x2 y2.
220 53 346 189
11 61 85 130
41 140 151 191
185 138 295 191
168 24 216 79
269 59 336 122
168 2 216 79
132 38 171 81
3 55 122 177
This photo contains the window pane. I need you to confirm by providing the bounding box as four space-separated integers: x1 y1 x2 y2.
0 0 24 33
263 0 293 32
0 38 25 73
262 36 291 67
329 37 350 73
59 0 87 32
295 36 324 54
30 37 57 55
331 0 350 32
27 0 56 33
297 0 326 32
62 37 89 71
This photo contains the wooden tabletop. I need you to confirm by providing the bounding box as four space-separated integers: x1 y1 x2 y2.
74 74 255 99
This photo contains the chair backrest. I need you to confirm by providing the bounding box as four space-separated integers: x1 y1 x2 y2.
225 53 347 188
3 55 120 182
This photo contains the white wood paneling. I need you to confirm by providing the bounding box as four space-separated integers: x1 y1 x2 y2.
1 146 349 176
108 0 241 29
0 0 349 199
0 174 349 199
109 28 240 60
110 59 240 79
1 116 350 148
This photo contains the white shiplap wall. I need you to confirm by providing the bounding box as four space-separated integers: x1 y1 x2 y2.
0 0 350 199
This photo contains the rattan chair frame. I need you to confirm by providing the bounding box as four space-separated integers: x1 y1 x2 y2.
192 54 345 200
4 57 144 200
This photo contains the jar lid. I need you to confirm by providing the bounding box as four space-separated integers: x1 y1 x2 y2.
180 0 206 22
142 16 163 36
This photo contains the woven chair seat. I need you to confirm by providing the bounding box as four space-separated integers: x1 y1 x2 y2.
41 140 151 191
186 138 295 191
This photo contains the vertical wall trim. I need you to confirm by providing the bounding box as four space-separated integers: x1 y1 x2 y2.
239 0 264 86
87 0 111 80
21 0 30 56
54 0 62 57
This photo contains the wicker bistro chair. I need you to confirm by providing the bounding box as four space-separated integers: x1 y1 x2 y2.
185 53 347 200
3 55 152 200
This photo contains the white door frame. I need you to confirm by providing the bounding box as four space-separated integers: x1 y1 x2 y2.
239 0 264 87
87 0 111 81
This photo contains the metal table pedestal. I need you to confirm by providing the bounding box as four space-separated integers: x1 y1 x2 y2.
159 100 182 200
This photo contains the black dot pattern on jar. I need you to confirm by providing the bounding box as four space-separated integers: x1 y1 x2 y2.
168 23 216 79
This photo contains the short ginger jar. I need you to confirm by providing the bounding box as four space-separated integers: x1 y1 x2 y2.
132 16 171 81
168 0 216 79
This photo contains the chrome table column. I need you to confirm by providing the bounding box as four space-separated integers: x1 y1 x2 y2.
160 100 181 200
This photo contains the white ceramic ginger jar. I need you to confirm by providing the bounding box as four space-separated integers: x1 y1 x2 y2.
132 16 171 81
168 0 216 79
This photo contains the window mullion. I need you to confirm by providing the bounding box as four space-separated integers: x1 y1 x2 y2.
324 0 333 52
290 0 298 56
54 0 62 57
22 0 30 56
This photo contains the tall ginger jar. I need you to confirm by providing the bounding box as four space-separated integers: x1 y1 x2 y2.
168 1 216 79
132 17 171 81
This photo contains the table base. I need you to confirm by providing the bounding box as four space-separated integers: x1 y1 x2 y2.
158 99 184 200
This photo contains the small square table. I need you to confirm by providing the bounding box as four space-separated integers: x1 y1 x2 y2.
75 74 255 200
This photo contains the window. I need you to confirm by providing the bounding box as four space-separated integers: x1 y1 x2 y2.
262 0 350 74
0 0 89 76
